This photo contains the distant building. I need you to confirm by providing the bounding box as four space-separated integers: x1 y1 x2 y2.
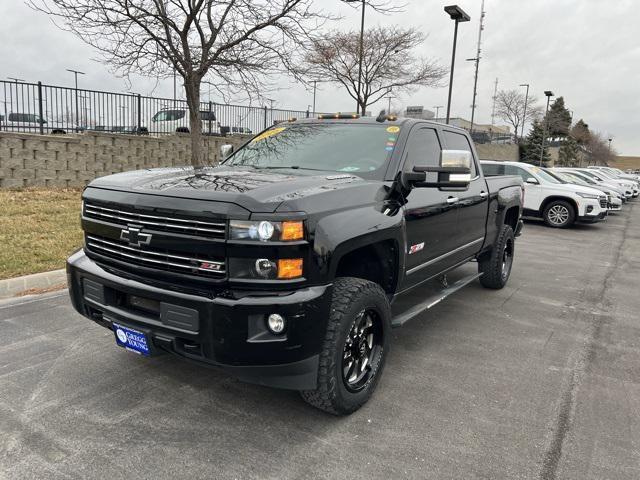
404 106 435 120
433 117 511 135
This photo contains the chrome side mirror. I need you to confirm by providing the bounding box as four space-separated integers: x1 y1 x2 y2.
440 150 472 184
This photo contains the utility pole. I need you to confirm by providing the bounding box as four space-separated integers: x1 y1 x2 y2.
468 0 485 133
433 105 443 122
519 83 530 140
490 78 498 125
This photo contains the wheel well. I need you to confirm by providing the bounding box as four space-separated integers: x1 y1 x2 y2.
540 196 578 216
503 206 519 231
335 240 398 295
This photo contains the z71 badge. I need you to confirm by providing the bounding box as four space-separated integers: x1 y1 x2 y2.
408 242 425 254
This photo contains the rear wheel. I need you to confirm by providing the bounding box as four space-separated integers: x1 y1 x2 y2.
479 225 515 289
300 277 390 415
543 200 575 228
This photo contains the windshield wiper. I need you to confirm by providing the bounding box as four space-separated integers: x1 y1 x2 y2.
253 165 328 172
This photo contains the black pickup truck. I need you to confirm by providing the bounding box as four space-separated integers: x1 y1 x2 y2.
67 115 523 414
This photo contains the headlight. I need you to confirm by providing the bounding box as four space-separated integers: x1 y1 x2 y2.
229 257 304 279
229 220 304 241
576 192 599 199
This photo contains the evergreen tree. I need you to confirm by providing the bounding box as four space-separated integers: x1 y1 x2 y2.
520 120 550 166
545 97 572 138
558 136 579 166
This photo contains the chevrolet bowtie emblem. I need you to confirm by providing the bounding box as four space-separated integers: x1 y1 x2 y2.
120 226 152 247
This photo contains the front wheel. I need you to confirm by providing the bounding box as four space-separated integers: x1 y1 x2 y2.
300 277 391 415
478 225 515 289
543 200 575 228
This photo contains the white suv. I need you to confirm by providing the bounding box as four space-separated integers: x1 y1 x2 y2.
481 161 608 228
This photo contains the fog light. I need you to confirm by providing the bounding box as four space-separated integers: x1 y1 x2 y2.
255 258 277 278
267 313 285 334
586 205 594 213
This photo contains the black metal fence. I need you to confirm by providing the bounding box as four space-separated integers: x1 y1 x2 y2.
0 80 315 136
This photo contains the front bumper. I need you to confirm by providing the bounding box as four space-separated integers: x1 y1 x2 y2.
578 210 607 223
67 250 332 390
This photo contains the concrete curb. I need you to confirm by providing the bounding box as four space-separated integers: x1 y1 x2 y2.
0 269 67 299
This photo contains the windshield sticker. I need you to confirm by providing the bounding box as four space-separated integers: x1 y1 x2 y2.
386 126 400 133
385 146 394 151
252 127 286 143
338 166 360 172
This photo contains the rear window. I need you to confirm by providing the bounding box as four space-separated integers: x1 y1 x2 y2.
152 110 186 121
9 113 39 123
200 111 216 121
481 163 505 176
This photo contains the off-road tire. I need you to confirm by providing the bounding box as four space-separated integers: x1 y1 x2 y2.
479 225 515 289
300 277 391 415
543 200 575 228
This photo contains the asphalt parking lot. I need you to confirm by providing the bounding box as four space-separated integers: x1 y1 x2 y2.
1 202 639 480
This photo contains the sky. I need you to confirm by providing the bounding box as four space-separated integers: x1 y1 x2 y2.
1 0 639 154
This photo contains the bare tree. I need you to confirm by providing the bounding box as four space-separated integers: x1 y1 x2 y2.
301 26 446 116
494 89 542 140
30 0 329 166
585 131 616 166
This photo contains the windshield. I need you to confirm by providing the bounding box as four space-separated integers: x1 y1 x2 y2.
558 172 590 186
529 166 562 184
542 168 567 183
224 123 399 177
577 170 600 181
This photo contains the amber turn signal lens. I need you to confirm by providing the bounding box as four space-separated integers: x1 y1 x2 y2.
281 221 304 241
277 259 303 279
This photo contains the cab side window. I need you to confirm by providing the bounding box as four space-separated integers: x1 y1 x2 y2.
442 131 478 177
403 127 441 173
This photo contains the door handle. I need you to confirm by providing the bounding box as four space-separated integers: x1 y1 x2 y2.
446 196 459 204
480 191 488 198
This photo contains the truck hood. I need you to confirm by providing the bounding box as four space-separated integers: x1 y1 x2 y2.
87 165 381 214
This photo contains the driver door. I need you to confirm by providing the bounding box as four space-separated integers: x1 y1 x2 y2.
399 126 461 291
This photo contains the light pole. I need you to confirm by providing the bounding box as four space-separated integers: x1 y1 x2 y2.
608 138 612 152
433 105 444 122
312 80 318 115
519 83 530 140
540 90 554 166
444 5 470 124
66 69 85 128
344 0 366 115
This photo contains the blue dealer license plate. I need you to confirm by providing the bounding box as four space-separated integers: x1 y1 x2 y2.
113 322 151 356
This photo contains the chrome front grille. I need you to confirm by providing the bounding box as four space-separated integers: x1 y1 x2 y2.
84 201 226 240
86 234 225 278
599 196 607 208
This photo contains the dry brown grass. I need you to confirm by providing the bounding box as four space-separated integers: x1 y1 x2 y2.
0 188 83 279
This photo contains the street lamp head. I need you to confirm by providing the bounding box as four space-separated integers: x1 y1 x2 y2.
519 83 530 87
444 5 470 22
544 90 554 97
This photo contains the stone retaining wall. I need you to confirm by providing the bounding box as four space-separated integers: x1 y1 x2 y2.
0 131 250 188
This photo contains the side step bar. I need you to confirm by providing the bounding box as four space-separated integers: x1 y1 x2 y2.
391 272 482 328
